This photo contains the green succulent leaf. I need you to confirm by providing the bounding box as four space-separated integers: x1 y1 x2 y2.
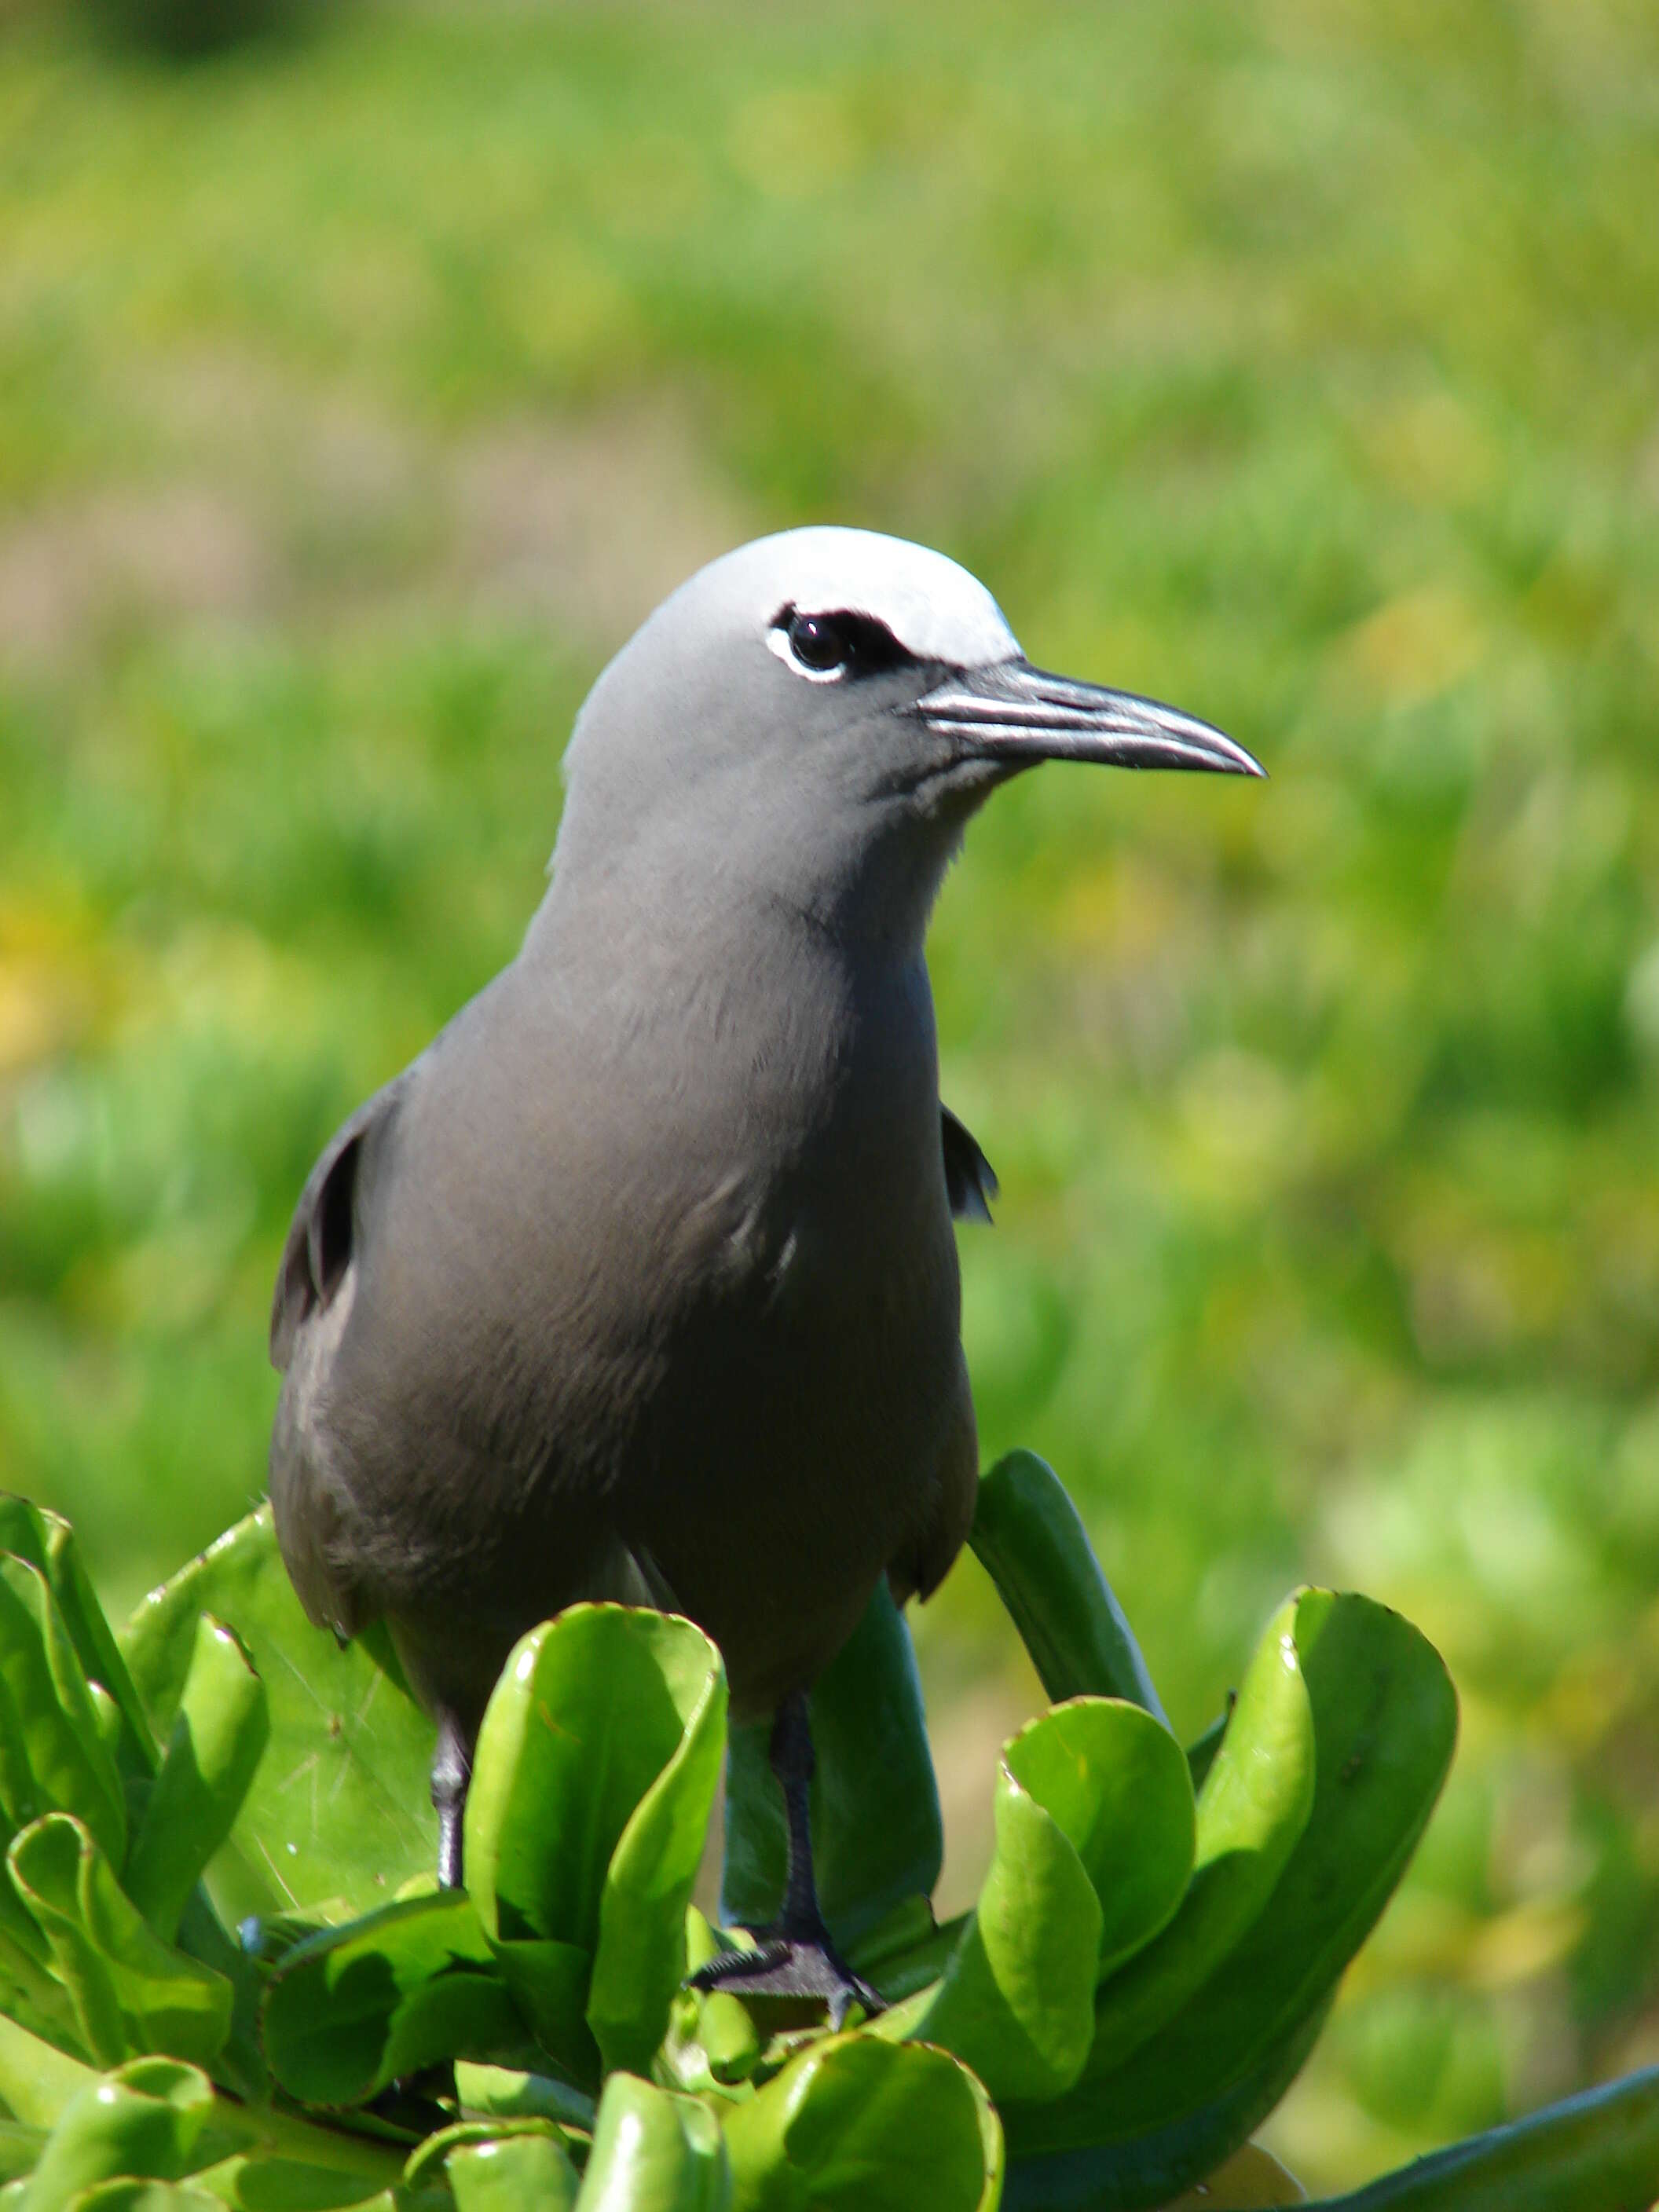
722 2034 997 2212
453 2060 597 2131
1005 1589 1455 2195
1004 1701 1195 1977
0 1551 140 2046
968 1452 1166 1721
445 2128 582 2211
876 1748 1101 2102
186 2096 407 2203
0 1895 80 2053
463 1605 726 2086
119 1509 433 1924
167 1888 269 2108
18 2056 214 2211
1298 2060 1659 2211
0 1495 1572 2212
262 1889 526 2108
0 2009 98 2125
0 1500 156 1784
0 2126 42 2190
404 2116 580 2200
8 1816 232 2067
721 1580 943 1951
1001 1994 1331 2212
187 2158 402 2210
0 1555 127 1869
585 1632 727 2078
1084 1591 1316 2077
879 1699 1193 2100
123 1619 269 1946
578 2073 731 2212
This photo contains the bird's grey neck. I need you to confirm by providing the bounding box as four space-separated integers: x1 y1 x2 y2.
516 830 941 1159
521 869 918 1037
533 796 956 981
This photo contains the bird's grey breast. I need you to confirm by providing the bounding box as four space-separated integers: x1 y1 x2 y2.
277 903 964 1710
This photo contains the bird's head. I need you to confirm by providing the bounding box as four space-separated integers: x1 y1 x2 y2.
551 527 1262 948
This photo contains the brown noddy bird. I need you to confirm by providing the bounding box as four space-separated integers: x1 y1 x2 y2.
269 526 1261 2023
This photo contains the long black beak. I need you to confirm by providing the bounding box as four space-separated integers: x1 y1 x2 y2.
912 658 1263 778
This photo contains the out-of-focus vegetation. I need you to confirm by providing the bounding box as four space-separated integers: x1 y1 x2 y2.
1 0 1656 2191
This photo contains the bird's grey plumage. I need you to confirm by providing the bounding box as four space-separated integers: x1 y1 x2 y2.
269 527 1260 1951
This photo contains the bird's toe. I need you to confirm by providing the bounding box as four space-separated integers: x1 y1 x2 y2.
687 1934 883 2024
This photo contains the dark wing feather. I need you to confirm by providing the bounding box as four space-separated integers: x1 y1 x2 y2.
941 1103 998 1225
269 1078 407 1368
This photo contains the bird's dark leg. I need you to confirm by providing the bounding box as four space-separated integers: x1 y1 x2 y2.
772 1692 830 1934
363 1710 474 2125
687 1692 882 2027
431 1710 472 1891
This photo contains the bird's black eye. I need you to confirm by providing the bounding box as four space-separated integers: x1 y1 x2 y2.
788 612 848 674
771 606 911 682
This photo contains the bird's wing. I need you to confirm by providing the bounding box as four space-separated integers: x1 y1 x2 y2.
941 1104 998 1224
269 1075 409 1369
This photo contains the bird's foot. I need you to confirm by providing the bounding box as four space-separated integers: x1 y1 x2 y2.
689 1928 883 2030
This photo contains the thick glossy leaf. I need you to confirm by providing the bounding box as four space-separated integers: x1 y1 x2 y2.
0 1498 156 1782
1002 1993 1331 2212
486 1939 592 2086
453 2060 597 2130
262 1890 526 2107
0 2009 98 2126
585 1628 726 2078
969 1453 1166 1722
961 2055 1007 2212
1005 1702 1194 1977
188 2155 404 2210
120 1510 432 1922
19 2056 214 2210
170 1888 267 2108
189 2095 406 2204
0 2124 44 2186
1299 2060 1659 2211
721 1580 942 1950
9 1816 232 2067
446 2130 582 2211
723 2034 994 2212
0 1550 134 2045
1008 1590 1453 2188
464 1606 724 2086
1085 1595 1315 2075
0 1556 127 1867
578 2074 731 2212
124 1619 269 1945
0 1897 81 2052
882 1701 1192 2100
405 2116 579 2196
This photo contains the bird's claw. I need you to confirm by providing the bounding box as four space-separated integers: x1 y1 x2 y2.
689 1934 884 2029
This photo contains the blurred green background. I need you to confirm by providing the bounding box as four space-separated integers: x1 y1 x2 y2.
2 0 1657 2189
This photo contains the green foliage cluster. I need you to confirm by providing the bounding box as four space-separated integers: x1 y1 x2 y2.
3 1 1659 2187
0 1459 1654 2208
